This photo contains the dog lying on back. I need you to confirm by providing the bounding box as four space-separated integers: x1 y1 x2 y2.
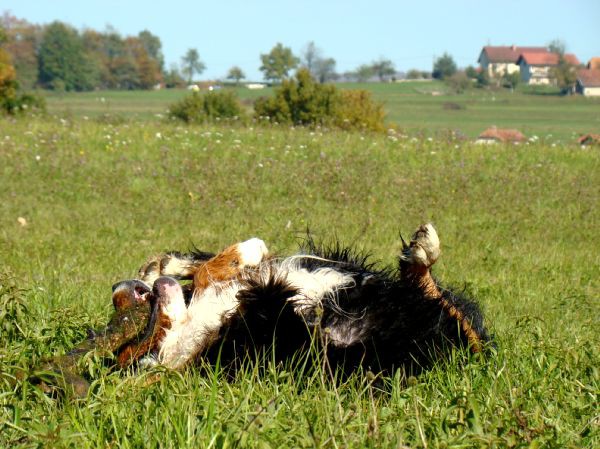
111 224 490 376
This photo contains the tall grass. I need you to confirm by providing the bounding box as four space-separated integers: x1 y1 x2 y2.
0 117 598 447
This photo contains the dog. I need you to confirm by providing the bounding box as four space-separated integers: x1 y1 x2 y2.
109 223 490 377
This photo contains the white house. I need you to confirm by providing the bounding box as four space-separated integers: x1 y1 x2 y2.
576 69 600 96
516 52 580 85
478 46 547 78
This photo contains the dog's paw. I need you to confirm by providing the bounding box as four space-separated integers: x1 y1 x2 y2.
236 238 268 268
402 223 440 268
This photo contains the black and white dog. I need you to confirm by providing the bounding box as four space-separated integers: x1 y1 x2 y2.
113 224 490 376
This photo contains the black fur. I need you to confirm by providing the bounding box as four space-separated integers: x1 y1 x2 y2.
203 243 490 376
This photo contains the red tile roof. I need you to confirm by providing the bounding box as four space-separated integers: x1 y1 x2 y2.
517 52 580 66
588 57 600 70
577 69 600 87
477 127 526 143
479 46 548 63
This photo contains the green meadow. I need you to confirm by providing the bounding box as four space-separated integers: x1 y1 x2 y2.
0 90 599 448
43 81 600 141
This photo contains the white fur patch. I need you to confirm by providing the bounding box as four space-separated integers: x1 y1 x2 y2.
279 257 355 315
237 238 268 268
158 282 241 369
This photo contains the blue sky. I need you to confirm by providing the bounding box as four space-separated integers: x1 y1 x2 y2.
3 0 599 81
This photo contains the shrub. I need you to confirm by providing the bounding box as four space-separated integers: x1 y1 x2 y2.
445 71 472 94
333 89 385 132
0 45 46 115
254 69 337 125
169 90 243 123
254 68 385 132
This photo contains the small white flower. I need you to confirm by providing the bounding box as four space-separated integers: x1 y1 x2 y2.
35 155 41 161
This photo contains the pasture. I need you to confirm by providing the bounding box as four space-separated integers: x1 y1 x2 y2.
43 81 600 141
0 115 599 448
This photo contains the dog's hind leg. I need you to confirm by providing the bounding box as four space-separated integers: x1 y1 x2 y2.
399 223 442 298
399 223 486 352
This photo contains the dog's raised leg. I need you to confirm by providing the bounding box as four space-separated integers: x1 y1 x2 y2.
138 250 215 286
400 224 484 352
399 223 442 299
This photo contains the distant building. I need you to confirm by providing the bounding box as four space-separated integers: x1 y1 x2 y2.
576 69 600 96
587 58 600 70
516 52 580 85
478 45 547 78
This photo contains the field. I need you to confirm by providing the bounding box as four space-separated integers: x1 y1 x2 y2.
43 81 600 141
0 104 599 447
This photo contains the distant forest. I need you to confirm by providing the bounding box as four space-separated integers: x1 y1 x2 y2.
1 12 183 91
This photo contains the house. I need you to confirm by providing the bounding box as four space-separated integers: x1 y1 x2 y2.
516 52 580 85
476 127 526 144
588 58 600 70
478 45 547 78
576 69 600 96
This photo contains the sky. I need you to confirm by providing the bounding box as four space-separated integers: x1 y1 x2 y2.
3 0 600 81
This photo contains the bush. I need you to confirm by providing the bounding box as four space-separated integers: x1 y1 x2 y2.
254 68 385 132
333 89 385 132
444 71 471 94
0 46 46 115
1 89 46 115
168 90 243 123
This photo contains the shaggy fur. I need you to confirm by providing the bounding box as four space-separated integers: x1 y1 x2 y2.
115 224 491 375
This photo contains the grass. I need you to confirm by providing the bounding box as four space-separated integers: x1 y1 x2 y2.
0 117 599 448
42 81 600 141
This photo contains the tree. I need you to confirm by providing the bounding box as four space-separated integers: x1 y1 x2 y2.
406 69 423 79
548 40 577 93
501 71 520 91
314 57 337 83
432 52 457 80
548 39 566 56
354 64 375 82
300 41 337 83
126 36 162 89
259 43 299 83
226 66 245 85
476 70 489 87
1 13 40 89
164 63 186 88
0 27 18 107
445 71 471 93
301 41 321 73
38 21 98 90
181 48 206 84
465 65 478 79
138 30 164 72
371 58 396 82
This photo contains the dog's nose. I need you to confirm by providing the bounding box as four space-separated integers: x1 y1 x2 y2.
152 276 182 297
112 280 151 310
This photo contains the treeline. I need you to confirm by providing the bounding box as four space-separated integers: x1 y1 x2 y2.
1 13 165 91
